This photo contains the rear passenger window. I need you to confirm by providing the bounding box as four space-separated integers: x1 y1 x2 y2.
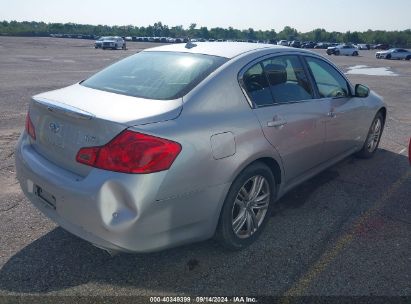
243 63 273 107
262 55 314 103
305 57 350 98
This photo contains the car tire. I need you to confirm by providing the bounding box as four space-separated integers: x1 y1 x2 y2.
386 54 391 59
335 50 340 56
406 55 411 61
353 51 359 56
356 112 384 159
215 162 276 251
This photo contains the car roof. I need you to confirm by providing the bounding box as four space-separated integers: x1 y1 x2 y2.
143 42 289 59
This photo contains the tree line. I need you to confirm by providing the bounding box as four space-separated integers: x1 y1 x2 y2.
1 20 411 47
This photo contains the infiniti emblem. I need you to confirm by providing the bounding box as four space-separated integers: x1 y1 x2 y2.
49 122 61 134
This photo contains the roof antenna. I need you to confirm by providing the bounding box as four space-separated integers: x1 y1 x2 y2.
185 37 197 49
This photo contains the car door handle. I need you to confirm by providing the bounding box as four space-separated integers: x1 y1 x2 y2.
267 119 287 127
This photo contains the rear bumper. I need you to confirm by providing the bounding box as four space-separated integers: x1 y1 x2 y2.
16 133 229 253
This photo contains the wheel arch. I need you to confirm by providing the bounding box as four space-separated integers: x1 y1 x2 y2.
229 155 283 191
378 106 387 124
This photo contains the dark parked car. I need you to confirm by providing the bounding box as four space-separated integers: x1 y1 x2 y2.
314 43 330 49
302 41 316 48
290 41 301 48
375 44 389 50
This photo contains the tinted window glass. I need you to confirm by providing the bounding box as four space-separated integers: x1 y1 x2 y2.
306 57 350 98
262 55 313 103
82 52 227 100
243 63 273 106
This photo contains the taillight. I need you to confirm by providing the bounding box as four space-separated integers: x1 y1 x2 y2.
76 130 181 174
25 112 36 140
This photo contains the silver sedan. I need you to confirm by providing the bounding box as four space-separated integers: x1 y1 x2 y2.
376 48 411 60
16 43 386 253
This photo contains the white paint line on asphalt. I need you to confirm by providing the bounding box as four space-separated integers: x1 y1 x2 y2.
398 148 406 155
282 169 411 298
346 65 399 76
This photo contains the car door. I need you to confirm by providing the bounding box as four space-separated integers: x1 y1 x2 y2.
390 49 399 59
304 56 366 160
394 49 407 59
240 54 328 183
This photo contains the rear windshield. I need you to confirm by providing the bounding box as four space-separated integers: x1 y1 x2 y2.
81 51 228 100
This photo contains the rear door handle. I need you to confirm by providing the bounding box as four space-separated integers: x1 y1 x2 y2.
267 119 287 127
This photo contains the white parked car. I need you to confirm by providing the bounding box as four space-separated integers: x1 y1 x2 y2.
277 40 288 46
94 36 110 48
376 48 411 60
94 36 126 50
327 44 359 56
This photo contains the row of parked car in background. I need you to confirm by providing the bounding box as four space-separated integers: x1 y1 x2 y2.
90 35 411 60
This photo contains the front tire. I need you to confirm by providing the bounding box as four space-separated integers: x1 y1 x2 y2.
356 112 384 159
215 162 276 250
353 51 359 56
386 54 391 59
335 50 340 56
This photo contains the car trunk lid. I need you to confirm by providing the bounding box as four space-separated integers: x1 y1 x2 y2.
29 84 182 176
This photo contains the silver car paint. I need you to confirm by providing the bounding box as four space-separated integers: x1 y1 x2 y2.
16 44 386 252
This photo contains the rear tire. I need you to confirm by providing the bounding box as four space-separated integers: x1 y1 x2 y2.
406 55 411 61
215 162 276 251
356 112 384 159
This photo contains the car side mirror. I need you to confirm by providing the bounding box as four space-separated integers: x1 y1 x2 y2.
355 84 370 98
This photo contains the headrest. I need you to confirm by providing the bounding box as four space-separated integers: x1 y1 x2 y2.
265 64 287 85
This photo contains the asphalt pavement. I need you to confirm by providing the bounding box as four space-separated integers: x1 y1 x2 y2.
0 37 410 299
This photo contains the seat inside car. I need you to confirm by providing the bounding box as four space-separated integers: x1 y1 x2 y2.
265 63 312 103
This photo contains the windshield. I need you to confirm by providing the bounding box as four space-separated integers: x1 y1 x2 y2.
81 51 228 100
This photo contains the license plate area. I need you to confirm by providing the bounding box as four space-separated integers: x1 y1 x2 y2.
34 185 56 209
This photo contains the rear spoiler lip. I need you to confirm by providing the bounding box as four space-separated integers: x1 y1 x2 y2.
32 97 95 120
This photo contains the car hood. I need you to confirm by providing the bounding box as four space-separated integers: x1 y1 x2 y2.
33 83 183 126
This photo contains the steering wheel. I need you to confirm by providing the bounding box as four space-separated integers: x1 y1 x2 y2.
246 74 265 91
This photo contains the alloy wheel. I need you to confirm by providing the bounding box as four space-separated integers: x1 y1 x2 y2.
366 117 382 153
231 175 270 238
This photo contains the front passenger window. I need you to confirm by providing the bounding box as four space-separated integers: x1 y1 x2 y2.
305 57 350 98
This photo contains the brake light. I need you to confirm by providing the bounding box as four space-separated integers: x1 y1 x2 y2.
25 112 36 140
76 130 181 174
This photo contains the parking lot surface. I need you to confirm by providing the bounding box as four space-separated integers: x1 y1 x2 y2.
0 37 410 298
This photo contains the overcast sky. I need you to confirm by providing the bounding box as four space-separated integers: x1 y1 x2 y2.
1 0 410 32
